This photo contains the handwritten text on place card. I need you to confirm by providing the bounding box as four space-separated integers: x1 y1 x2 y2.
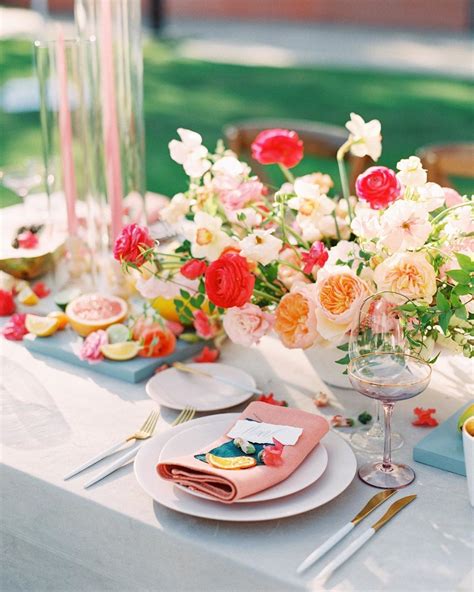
227 420 303 446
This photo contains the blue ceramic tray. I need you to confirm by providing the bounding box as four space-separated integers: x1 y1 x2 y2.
413 400 473 476
23 329 204 384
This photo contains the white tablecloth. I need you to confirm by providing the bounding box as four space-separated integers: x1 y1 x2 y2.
1 335 473 592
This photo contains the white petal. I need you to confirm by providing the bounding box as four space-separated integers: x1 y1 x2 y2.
168 139 188 164
177 128 203 148
183 157 212 178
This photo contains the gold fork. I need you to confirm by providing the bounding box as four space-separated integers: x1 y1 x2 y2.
171 405 196 427
83 409 161 488
65 409 160 480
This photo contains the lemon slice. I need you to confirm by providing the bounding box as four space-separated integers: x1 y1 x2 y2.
47 311 68 330
25 314 60 337
100 341 140 361
206 453 257 470
18 286 39 306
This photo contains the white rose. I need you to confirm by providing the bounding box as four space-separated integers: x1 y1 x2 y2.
373 252 436 303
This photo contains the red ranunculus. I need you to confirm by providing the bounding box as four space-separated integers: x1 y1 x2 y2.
301 241 329 274
0 290 15 316
180 258 207 280
113 223 155 266
251 129 304 169
355 166 401 210
205 253 255 308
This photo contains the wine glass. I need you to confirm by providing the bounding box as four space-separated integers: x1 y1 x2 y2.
1 160 44 223
348 292 432 488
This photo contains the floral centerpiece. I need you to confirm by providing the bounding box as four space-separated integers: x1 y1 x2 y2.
114 114 473 387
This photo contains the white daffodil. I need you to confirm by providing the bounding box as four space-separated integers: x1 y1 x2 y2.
351 204 381 239
396 156 427 187
416 182 445 211
239 229 283 266
168 128 211 178
185 211 232 261
160 193 190 224
345 112 382 161
212 156 249 179
379 200 431 252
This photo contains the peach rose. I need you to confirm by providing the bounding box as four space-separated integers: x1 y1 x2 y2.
315 266 370 342
373 252 436 304
274 283 319 349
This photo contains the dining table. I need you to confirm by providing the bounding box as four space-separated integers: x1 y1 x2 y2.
1 329 473 592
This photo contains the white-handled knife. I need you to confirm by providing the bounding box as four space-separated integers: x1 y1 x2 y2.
315 494 417 583
297 488 396 574
83 443 141 489
64 439 127 481
173 361 264 395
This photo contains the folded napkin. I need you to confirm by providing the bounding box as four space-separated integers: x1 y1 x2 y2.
157 401 329 503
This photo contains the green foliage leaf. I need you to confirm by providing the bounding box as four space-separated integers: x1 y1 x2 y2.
439 310 453 334
179 289 190 300
436 292 450 312
455 252 474 273
455 305 467 321
446 269 470 284
335 354 350 365
337 342 349 351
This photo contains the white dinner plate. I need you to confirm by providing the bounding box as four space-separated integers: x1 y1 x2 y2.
145 363 256 412
158 417 328 503
134 413 357 522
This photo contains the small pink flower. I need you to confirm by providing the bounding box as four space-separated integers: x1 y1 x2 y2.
166 320 184 336
192 310 220 340
261 438 284 466
257 393 288 407
193 346 220 363
2 313 27 340
301 241 329 274
222 303 273 347
313 393 329 407
113 223 155 266
443 187 464 208
79 330 108 364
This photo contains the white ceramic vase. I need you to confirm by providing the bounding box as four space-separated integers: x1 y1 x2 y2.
304 345 352 389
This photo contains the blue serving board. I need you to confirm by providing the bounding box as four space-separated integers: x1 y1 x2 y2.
413 400 473 476
23 329 205 384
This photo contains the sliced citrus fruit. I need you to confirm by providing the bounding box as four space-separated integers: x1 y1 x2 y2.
457 404 474 432
25 314 59 337
100 341 140 361
54 288 81 311
18 286 39 306
465 417 474 437
47 311 68 330
106 323 131 344
66 293 127 337
206 453 256 470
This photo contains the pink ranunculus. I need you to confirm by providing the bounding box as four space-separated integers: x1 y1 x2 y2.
301 241 329 275
251 129 304 169
222 303 274 347
217 178 264 211
113 223 155 266
355 166 401 210
1 313 27 340
192 310 220 340
78 330 108 364
443 187 464 208
180 259 207 280
193 345 220 363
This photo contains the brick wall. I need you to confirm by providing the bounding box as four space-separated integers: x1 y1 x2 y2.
3 0 471 31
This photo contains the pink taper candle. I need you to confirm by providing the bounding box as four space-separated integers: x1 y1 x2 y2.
56 28 78 236
100 0 124 243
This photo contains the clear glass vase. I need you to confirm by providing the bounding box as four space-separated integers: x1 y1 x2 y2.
34 35 106 290
75 0 146 246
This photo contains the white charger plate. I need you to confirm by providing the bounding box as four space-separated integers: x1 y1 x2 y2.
146 363 256 412
134 413 357 522
158 417 328 503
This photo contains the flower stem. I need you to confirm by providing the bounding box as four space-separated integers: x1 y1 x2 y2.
278 164 295 184
337 140 353 221
253 289 279 303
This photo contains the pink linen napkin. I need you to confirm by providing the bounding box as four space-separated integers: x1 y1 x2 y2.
157 401 329 503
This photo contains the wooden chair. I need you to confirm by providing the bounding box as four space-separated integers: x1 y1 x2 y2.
223 119 371 193
416 143 474 188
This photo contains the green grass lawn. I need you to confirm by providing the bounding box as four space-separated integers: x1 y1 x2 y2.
1 37 473 208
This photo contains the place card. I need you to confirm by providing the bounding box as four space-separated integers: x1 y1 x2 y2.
227 419 303 446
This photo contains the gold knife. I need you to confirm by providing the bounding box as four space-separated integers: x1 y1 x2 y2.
173 362 264 395
297 489 396 574
315 495 417 582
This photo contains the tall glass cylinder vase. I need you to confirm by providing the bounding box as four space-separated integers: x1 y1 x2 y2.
34 35 106 291
75 0 147 244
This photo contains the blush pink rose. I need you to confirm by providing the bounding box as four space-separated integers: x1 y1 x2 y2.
443 187 464 207
79 330 108 364
223 303 274 347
